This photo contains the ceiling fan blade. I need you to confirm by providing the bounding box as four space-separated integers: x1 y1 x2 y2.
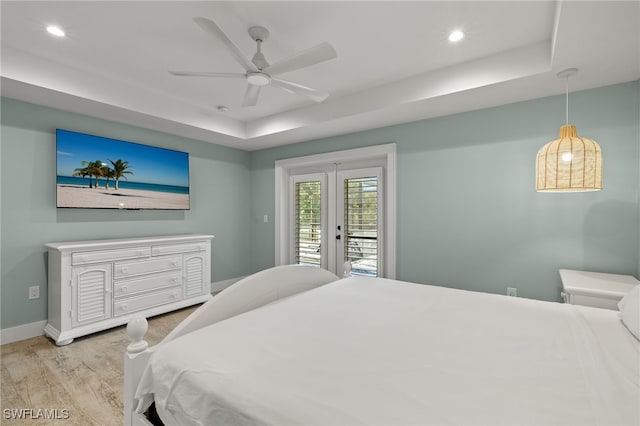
242 84 261 107
169 71 246 78
263 42 336 76
270 78 329 102
193 17 257 72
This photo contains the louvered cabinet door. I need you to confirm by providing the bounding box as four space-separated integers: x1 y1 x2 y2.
183 252 207 297
71 264 112 327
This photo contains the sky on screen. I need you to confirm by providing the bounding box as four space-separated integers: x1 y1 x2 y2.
56 130 189 187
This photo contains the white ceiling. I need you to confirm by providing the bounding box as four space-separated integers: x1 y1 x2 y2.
1 1 638 151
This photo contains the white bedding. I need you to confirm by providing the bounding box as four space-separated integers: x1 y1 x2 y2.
136 276 640 425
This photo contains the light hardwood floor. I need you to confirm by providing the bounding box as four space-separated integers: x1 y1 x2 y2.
1 306 198 425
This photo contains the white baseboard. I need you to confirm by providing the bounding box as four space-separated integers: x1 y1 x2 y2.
1 320 47 345
1 277 245 345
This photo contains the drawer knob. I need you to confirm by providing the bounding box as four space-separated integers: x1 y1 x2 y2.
120 267 128 274
122 286 128 294
120 304 128 312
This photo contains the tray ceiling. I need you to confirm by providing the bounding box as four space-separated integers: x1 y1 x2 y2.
1 1 638 150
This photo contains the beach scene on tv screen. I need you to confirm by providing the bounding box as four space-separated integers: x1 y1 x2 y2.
56 130 190 210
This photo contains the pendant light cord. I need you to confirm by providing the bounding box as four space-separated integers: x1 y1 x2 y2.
565 75 569 125
557 68 577 127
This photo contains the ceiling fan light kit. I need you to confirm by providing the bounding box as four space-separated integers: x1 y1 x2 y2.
247 72 271 86
170 17 336 108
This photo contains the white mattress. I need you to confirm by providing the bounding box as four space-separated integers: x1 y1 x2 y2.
136 277 640 425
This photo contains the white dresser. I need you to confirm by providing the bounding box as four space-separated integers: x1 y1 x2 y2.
559 269 639 310
45 234 214 345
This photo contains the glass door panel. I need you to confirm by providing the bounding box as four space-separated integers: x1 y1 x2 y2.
290 174 327 268
338 168 383 277
295 181 321 266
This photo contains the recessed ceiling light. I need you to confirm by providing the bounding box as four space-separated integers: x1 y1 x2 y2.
46 25 66 37
448 30 464 43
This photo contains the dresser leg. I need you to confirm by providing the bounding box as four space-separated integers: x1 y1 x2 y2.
56 337 74 346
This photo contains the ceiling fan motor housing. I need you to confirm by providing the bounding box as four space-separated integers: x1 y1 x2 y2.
252 51 269 70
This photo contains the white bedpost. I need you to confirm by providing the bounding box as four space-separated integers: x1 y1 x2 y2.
124 316 153 426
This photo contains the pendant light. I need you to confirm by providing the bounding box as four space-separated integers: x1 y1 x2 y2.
536 68 602 192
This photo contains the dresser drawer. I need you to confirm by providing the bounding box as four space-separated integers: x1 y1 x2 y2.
72 247 151 265
114 256 181 279
113 287 182 317
114 272 181 298
152 242 208 256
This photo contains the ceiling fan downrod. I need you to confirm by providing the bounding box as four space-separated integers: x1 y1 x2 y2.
249 26 270 70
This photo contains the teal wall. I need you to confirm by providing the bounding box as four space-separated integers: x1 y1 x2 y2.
250 81 640 302
2 81 638 332
1 98 252 329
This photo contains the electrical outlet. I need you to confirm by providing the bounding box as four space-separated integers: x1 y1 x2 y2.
28 285 40 300
506 287 517 297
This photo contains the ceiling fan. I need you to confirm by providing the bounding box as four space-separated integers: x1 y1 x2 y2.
170 17 337 107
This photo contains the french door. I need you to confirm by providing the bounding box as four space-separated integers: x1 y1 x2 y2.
276 144 396 279
289 166 383 277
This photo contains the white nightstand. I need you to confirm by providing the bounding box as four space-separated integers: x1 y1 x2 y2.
559 269 639 310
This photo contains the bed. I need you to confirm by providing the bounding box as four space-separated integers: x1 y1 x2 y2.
124 265 640 426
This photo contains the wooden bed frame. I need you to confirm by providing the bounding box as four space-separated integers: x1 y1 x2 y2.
123 265 341 426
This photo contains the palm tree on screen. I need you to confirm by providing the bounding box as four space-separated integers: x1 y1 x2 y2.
72 165 91 188
73 160 103 188
85 160 105 190
101 164 116 189
109 159 133 190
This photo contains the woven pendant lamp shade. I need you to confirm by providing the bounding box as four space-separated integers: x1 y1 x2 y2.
536 124 602 192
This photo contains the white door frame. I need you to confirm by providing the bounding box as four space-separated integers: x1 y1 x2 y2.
275 143 396 279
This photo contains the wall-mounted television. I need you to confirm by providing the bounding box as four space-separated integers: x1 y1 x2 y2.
56 129 190 210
